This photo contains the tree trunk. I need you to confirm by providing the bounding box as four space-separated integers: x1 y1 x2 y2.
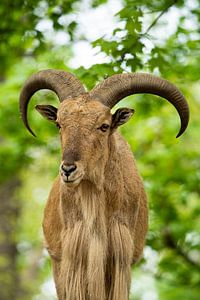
0 177 22 300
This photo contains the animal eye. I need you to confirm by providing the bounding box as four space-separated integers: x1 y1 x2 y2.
98 124 110 132
55 122 61 129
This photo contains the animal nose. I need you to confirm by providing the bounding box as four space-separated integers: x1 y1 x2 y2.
61 164 77 177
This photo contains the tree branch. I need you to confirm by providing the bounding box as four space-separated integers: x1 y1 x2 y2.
163 228 200 270
144 0 178 35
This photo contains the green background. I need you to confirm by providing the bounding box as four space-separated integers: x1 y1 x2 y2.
0 0 199 299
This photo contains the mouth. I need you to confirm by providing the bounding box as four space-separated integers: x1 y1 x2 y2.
61 174 83 185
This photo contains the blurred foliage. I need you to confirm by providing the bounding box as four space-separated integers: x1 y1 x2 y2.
0 0 80 74
0 0 200 299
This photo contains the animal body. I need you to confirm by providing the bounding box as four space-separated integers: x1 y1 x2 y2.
19 70 189 300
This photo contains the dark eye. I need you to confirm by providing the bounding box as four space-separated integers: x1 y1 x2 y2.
55 122 61 129
98 123 110 132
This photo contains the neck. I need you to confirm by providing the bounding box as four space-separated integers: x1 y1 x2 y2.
59 180 107 300
60 180 105 225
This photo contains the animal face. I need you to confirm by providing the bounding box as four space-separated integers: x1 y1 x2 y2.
20 71 190 184
36 95 134 187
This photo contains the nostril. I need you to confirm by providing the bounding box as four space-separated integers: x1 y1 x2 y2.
66 165 77 174
61 164 77 176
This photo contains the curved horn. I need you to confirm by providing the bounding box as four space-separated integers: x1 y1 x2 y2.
90 73 189 138
19 69 86 136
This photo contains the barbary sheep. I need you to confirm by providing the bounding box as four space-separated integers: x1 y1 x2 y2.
19 70 189 300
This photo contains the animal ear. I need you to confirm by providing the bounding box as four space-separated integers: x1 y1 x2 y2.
111 108 135 129
35 105 57 121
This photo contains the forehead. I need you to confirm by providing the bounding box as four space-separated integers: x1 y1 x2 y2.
57 97 111 122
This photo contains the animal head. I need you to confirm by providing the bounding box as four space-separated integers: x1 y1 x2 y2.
19 70 189 187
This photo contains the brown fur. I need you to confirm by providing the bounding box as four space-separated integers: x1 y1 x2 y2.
42 95 148 300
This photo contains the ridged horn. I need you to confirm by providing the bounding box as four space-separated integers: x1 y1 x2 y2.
19 69 86 136
90 73 189 138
